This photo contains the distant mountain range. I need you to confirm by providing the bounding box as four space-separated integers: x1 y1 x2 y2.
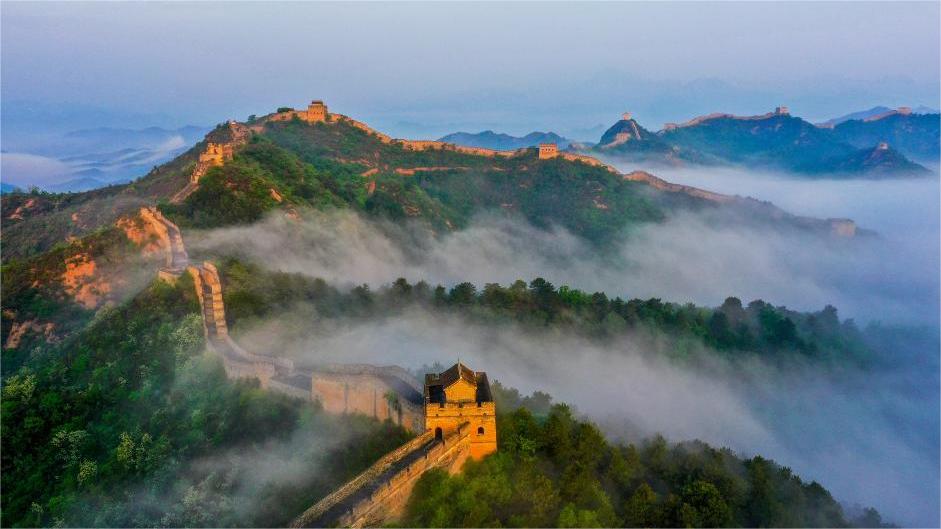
438 130 572 150
2 125 210 192
586 106 938 176
816 105 939 128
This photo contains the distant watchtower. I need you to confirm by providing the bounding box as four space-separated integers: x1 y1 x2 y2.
424 362 497 460
775 106 790 115
538 143 559 160
307 100 328 122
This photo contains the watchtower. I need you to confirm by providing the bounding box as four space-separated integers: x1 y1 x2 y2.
538 143 558 160
307 100 328 122
424 362 497 460
775 106 790 115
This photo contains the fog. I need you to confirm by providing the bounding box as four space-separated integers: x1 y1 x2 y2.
231 306 939 527
185 170 940 525
191 196 938 325
91 354 377 527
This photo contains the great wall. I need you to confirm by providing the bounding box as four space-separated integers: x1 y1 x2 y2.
662 106 791 131
139 202 497 527
172 101 844 228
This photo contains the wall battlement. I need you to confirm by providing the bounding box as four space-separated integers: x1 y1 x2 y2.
292 423 474 528
538 143 559 159
622 170 735 203
263 100 616 171
269 100 330 124
140 207 189 279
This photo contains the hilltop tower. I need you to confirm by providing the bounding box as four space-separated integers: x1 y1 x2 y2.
424 362 496 460
622 112 633 121
306 100 328 122
775 106 790 115
538 143 559 160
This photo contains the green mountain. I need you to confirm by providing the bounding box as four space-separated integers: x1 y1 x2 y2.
2 109 856 264
588 108 932 176
804 142 931 177
594 116 716 165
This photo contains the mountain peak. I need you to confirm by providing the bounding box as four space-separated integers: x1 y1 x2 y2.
599 114 654 147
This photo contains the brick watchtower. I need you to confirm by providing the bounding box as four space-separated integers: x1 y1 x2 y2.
424 362 497 460
538 143 559 160
307 100 328 122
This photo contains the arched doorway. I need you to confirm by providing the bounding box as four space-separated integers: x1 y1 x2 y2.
434 427 443 441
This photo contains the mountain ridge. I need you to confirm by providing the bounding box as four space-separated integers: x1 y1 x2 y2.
584 107 935 175
1 101 866 263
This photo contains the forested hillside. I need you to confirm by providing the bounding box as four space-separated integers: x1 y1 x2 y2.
217 261 874 366
0 107 892 527
1 278 412 527
1 271 888 527
403 400 880 527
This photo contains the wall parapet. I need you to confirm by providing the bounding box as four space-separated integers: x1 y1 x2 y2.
171 121 251 204
292 423 473 528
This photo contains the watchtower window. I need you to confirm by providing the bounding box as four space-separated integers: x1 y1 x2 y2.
477 426 485 435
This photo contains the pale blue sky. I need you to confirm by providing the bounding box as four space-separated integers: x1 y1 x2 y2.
2 2 939 139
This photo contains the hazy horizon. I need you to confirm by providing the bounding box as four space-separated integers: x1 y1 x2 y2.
2 2 939 141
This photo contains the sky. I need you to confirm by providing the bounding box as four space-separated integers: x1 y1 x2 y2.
2 1 940 140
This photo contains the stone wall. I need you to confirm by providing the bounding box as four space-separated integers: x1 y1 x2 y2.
170 122 250 204
622 170 735 203
291 423 473 528
310 370 424 432
160 228 426 431
140 207 189 274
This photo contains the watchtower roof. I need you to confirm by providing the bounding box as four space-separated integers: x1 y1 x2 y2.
424 362 492 403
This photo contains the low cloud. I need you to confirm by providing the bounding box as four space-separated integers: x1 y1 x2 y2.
191 201 938 325
0 151 72 188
